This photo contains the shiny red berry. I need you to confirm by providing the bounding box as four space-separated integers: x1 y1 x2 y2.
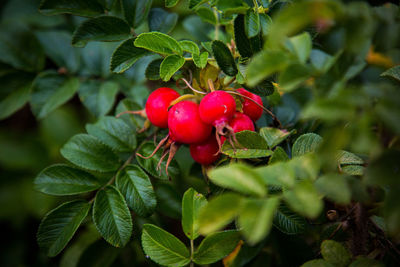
190 135 220 165
145 87 180 128
237 88 263 121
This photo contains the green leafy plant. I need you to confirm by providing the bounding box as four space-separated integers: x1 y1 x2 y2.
1 0 400 266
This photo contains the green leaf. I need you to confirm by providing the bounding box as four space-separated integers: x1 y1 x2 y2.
238 197 280 244
86 116 136 153
37 200 91 257
165 0 179 8
156 184 182 219
199 193 243 235
110 38 152 73
321 240 351 267
286 32 312 64
145 58 163 80
273 204 306 235
269 146 290 164
0 24 45 72
72 16 131 47
284 180 323 219
209 163 266 197
260 127 294 148
179 40 200 55
149 8 178 34
193 52 208 68
116 164 156 217
315 174 351 204
39 0 104 17
189 0 205 9
93 185 133 247
115 99 145 130
76 239 119 267
182 188 208 240
136 142 180 179
259 13 272 35
301 259 335 267
80 42 115 78
255 161 296 188
34 164 101 196
381 65 400 83
141 224 191 267
310 49 337 73
246 50 290 87
193 230 241 265
60 134 120 172
245 8 260 38
121 0 153 28
196 6 217 25
160 55 185 81
349 257 384 267
292 133 323 157
78 80 119 117
336 150 364 165
222 131 273 158
212 40 238 76
134 32 183 55
216 0 248 15
279 64 312 92
0 71 33 120
36 31 80 73
234 14 262 58
30 71 80 119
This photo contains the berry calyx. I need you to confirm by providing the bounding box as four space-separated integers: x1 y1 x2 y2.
145 87 180 128
190 135 221 165
199 90 236 128
237 88 263 121
168 101 212 144
221 112 255 144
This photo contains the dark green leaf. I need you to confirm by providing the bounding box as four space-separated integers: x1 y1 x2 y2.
136 142 180 179
141 224 190 267
110 38 152 73
269 146 290 164
0 71 33 120
247 50 290 87
182 188 208 240
116 164 156 217
149 8 178 34
76 240 119 267
37 200 91 257
260 127 294 148
189 0 205 9
216 0 248 15
30 71 79 119
72 16 131 47
78 80 119 117
156 184 182 219
349 257 384 267
208 163 266 197
245 9 260 38
115 99 145 130
159 55 185 81
193 230 241 264
93 186 133 247
273 204 306 235
145 58 163 80
283 180 323 219
234 14 262 58
0 24 45 72
34 164 101 196
86 116 136 153
238 197 280 244
279 64 312 92
39 0 104 17
134 32 183 55
292 133 323 157
121 0 153 27
212 40 238 76
321 240 351 267
36 31 80 73
80 42 115 78
301 259 335 267
199 193 243 235
381 66 400 82
60 134 120 172
165 0 179 8
259 13 272 36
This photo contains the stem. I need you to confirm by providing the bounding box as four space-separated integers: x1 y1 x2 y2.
224 76 236 86
213 8 219 40
207 79 215 92
179 78 207 95
190 239 194 267
169 94 198 107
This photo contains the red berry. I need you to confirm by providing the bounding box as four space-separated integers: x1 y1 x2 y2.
221 112 255 144
199 91 236 127
145 87 180 128
168 101 212 144
190 135 220 165
237 88 263 121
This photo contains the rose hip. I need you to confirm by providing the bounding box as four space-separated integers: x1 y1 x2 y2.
190 135 220 165
236 88 263 121
145 87 180 128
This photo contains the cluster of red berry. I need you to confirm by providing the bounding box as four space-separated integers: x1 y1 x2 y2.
137 86 263 169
